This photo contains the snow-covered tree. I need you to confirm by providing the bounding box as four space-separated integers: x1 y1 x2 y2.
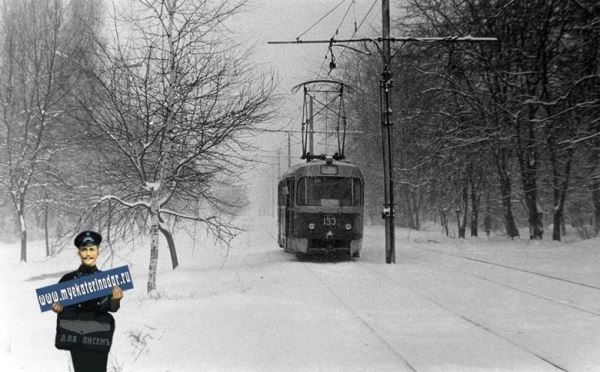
0 0 101 261
342 0 599 241
70 0 274 292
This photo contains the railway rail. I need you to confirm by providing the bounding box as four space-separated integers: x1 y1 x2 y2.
300 257 572 371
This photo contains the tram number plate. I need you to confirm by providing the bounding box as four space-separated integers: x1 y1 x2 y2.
323 216 337 226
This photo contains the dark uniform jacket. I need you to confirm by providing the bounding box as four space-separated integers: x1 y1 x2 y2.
57 264 120 371
55 264 120 355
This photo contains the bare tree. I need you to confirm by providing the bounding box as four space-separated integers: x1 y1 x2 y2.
0 0 100 260
340 0 599 242
396 0 599 241
70 0 274 292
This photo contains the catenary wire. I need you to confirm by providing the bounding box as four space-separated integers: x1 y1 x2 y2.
317 0 379 79
296 0 348 41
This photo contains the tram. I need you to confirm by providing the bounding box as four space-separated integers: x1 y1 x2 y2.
277 80 363 257
278 156 364 257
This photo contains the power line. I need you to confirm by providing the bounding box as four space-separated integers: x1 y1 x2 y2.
253 128 364 135
332 0 379 70
296 0 348 41
270 36 499 45
334 1 355 37
317 0 379 79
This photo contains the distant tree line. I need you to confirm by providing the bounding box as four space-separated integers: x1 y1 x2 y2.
343 0 600 241
0 0 274 293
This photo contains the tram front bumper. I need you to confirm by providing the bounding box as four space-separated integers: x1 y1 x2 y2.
289 238 308 253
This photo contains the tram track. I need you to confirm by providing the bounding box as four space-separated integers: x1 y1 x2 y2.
443 264 600 317
300 259 569 371
405 243 600 291
354 262 571 372
262 222 592 370
299 261 418 371
401 242 600 317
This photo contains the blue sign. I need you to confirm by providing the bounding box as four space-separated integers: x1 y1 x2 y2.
36 265 134 312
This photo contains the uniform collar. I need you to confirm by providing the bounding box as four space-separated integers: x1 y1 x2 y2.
77 264 99 275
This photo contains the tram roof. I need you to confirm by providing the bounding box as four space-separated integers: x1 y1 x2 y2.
279 159 363 180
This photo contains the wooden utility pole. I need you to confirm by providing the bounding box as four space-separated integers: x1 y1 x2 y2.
277 147 281 177
381 0 395 264
309 95 314 155
288 132 292 168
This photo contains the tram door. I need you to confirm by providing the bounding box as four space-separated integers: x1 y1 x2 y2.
277 180 284 247
285 177 295 240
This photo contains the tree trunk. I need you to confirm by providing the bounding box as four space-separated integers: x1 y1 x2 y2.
16 197 27 262
552 209 562 241
588 147 600 236
147 191 160 293
552 154 573 241
500 185 519 239
494 150 519 238
517 114 543 240
484 188 492 237
441 208 449 236
403 186 414 229
146 0 177 293
159 215 179 270
44 200 50 257
525 192 544 240
469 164 480 237
457 173 468 239
593 179 600 236
20 212 27 262
412 192 421 231
520 148 543 240
405 188 421 230
470 194 479 237
457 209 466 238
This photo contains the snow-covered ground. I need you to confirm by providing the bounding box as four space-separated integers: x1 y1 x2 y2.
2 215 600 371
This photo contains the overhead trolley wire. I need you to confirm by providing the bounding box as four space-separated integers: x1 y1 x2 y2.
352 0 358 33
333 0 379 63
334 0 355 36
318 0 379 79
355 0 378 36
296 0 348 41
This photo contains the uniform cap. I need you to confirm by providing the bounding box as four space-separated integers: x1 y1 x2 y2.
74 231 102 248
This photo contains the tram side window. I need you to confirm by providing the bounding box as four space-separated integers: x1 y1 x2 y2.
278 182 284 206
353 178 362 206
286 178 294 206
296 177 306 206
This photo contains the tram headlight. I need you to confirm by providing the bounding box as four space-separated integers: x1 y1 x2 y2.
308 223 315 230
345 223 352 231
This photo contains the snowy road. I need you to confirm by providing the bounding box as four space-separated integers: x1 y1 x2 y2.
2 218 600 371
368 244 600 371
298 251 598 372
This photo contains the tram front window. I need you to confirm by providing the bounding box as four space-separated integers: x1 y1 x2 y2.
297 177 358 206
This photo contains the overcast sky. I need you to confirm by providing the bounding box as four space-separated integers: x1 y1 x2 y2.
232 0 380 98
233 1 381 122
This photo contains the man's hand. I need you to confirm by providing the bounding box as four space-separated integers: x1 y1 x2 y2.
112 286 124 301
51 302 63 313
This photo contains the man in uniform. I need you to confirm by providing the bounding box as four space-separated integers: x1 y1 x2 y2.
52 230 124 372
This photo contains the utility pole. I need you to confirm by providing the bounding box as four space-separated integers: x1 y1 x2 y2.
288 132 292 168
309 95 314 155
380 0 395 264
277 147 281 177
